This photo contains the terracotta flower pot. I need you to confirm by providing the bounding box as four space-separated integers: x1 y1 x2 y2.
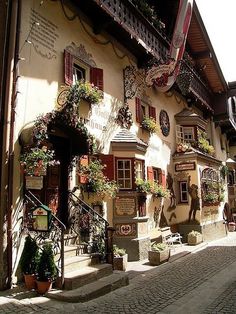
24 274 36 290
36 280 52 294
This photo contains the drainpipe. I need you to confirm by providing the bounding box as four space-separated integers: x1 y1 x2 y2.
5 0 21 288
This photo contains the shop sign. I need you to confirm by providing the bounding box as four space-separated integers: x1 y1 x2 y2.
25 176 43 190
114 196 136 217
175 162 195 172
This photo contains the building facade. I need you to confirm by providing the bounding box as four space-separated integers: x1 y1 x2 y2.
0 0 235 290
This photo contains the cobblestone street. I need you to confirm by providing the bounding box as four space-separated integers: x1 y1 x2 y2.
1 233 236 313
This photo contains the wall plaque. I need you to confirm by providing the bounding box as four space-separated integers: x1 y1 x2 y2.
114 196 136 217
175 162 195 172
26 176 43 190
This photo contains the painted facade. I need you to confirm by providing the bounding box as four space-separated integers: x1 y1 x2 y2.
0 0 234 290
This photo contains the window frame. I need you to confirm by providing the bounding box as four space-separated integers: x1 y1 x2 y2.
116 158 133 190
179 180 188 203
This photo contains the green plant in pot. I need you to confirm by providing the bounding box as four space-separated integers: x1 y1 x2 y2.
113 244 128 271
19 235 39 290
36 243 57 294
148 242 170 265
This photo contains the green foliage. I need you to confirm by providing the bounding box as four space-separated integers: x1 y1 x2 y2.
141 116 159 134
20 235 39 275
203 192 218 204
188 230 201 237
69 80 103 104
79 159 119 198
37 243 57 282
197 130 215 156
20 146 58 176
135 179 170 198
151 242 168 252
220 165 228 180
113 244 126 257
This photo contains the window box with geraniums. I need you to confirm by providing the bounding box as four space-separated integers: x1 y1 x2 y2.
141 116 159 134
148 242 170 265
135 179 170 198
176 142 191 153
203 192 219 205
197 130 215 156
20 146 59 176
78 159 119 198
113 245 128 271
187 230 203 245
73 79 103 104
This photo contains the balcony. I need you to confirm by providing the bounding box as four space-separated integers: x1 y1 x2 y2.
73 0 169 64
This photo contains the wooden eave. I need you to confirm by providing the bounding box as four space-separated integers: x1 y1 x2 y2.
187 2 227 94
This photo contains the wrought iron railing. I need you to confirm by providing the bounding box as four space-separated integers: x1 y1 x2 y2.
68 191 109 262
24 190 66 288
93 0 169 60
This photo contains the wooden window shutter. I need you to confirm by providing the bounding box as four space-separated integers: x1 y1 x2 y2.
161 170 166 187
99 154 114 180
90 67 104 92
147 166 154 181
135 97 142 123
78 155 88 184
149 106 156 121
64 50 73 85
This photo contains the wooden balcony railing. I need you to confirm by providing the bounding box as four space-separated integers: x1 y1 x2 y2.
93 0 169 61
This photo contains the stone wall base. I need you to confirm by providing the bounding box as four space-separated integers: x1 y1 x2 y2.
114 237 151 261
178 221 227 243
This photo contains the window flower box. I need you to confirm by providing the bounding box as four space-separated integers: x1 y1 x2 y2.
187 230 203 245
148 242 170 265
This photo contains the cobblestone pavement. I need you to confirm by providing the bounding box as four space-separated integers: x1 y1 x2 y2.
1 233 236 313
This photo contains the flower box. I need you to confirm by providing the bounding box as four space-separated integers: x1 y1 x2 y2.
113 254 128 271
148 248 170 265
187 233 203 245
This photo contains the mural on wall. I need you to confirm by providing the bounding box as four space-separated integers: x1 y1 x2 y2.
115 223 137 237
123 65 146 102
188 176 200 222
167 172 176 209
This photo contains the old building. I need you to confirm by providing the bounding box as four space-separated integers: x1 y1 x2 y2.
0 0 235 290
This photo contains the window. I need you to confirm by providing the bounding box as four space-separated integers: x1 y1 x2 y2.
153 168 162 183
179 181 188 203
135 160 144 180
73 63 86 83
64 49 104 92
176 125 195 144
117 159 132 189
135 97 156 123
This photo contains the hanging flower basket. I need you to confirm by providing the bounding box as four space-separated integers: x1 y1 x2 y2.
20 146 59 176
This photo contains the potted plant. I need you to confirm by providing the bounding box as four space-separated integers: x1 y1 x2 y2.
187 230 203 245
70 80 103 104
113 245 128 271
228 222 236 232
141 116 159 134
19 235 39 290
148 242 170 265
20 146 58 176
36 243 57 294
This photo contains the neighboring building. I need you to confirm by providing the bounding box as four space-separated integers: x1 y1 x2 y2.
0 0 235 290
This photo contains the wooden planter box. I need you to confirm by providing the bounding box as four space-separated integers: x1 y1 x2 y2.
148 249 170 266
113 254 128 271
187 234 203 245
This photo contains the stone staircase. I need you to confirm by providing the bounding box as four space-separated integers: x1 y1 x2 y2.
46 234 129 302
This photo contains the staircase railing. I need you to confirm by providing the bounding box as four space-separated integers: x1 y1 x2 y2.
68 191 111 262
24 190 66 288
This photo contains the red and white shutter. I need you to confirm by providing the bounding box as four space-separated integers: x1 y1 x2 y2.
78 155 89 184
99 154 114 180
149 106 156 121
90 67 104 92
135 97 142 123
147 166 154 182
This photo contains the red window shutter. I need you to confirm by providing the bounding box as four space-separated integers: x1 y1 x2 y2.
147 166 154 181
149 106 156 121
64 50 73 85
90 67 104 92
99 154 114 180
161 170 166 187
79 155 88 184
135 97 142 123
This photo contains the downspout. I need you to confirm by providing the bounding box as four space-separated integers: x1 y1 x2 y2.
6 0 21 288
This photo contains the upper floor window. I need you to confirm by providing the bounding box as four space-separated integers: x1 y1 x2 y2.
135 160 144 180
179 181 188 203
176 125 195 144
135 97 156 123
117 159 132 189
64 49 104 92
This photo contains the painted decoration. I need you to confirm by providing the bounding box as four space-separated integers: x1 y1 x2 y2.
114 197 136 217
115 223 137 237
159 110 170 136
145 0 193 91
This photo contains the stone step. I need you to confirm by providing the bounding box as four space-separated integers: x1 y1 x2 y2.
64 255 92 272
63 263 113 290
47 272 129 303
